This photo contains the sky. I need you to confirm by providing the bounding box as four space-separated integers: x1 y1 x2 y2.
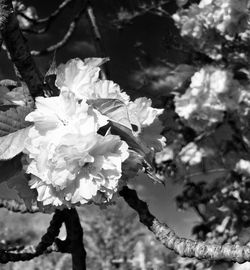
0 0 200 238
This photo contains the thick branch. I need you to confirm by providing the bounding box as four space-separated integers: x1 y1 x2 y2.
0 209 63 263
119 186 250 264
59 208 87 270
31 0 88 56
0 0 44 98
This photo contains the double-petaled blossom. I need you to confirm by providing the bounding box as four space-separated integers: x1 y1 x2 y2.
179 142 205 166
173 0 250 39
174 66 239 132
55 58 130 103
55 58 165 152
24 92 129 207
22 57 166 207
235 159 250 177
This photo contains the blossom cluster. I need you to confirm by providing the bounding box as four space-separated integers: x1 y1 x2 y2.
22 58 164 207
174 66 241 132
173 0 250 39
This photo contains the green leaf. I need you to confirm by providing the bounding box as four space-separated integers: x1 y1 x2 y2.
0 126 31 160
0 154 22 184
0 106 32 137
88 98 132 130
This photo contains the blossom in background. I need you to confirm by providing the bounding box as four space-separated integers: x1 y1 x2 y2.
173 5 204 39
24 92 129 206
179 142 205 166
174 66 239 132
235 159 250 176
173 0 250 39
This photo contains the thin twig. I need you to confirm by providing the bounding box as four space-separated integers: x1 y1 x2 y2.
19 0 74 35
120 186 250 264
0 32 2 52
31 0 88 56
86 3 109 79
113 0 170 27
17 0 74 35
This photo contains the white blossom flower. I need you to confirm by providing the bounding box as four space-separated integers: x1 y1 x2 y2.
55 58 129 103
174 66 239 132
235 159 250 176
56 58 165 152
24 92 129 207
127 97 165 151
155 146 174 164
173 0 250 39
179 142 205 166
128 97 163 130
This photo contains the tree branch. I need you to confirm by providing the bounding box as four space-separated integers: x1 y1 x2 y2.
119 186 250 264
86 3 108 79
56 208 87 270
0 209 63 263
31 0 88 56
18 0 75 35
18 0 73 25
0 0 44 98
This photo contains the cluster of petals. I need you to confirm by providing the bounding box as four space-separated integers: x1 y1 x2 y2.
174 66 239 132
235 159 250 176
23 57 164 207
179 142 205 166
24 92 129 207
173 0 250 39
56 58 165 151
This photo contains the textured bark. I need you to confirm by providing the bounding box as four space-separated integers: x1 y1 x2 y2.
0 0 44 98
58 208 87 270
0 209 63 263
120 186 250 264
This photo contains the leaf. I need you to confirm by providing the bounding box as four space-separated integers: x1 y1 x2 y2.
1 83 34 107
88 98 132 130
84 57 109 67
7 172 37 209
109 121 164 184
0 105 32 137
0 79 18 88
0 154 23 183
44 54 60 96
176 0 188 7
0 86 9 102
0 126 31 160
238 227 250 245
